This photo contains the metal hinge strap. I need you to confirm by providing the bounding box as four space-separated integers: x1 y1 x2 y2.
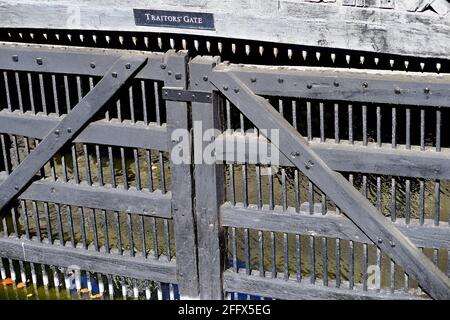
162 87 212 103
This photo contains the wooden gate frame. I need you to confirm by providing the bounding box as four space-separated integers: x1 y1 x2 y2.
191 59 450 300
0 43 199 298
1 44 450 300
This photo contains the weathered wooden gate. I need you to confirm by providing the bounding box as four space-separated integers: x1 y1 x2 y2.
0 43 198 299
1 42 450 300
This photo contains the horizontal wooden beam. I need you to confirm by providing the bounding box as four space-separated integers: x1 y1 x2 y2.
221 203 450 250
0 0 449 59
0 110 168 151
215 132 450 179
219 64 450 108
0 172 172 218
0 42 170 81
0 236 177 283
223 271 426 300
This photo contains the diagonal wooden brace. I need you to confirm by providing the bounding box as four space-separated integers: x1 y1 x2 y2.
0 55 148 215
211 70 450 300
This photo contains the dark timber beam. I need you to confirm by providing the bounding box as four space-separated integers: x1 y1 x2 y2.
210 70 450 300
223 271 426 300
0 55 148 215
221 64 450 108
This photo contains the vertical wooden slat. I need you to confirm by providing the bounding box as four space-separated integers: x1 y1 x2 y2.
166 51 200 298
191 55 225 299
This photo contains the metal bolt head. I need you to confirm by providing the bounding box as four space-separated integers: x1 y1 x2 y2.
333 80 339 87
424 87 430 94
54 129 60 136
234 88 240 93
90 62 96 69
278 78 284 84
36 57 43 65
14 185 19 191
394 88 401 94
160 64 167 70
307 83 313 89
290 151 300 158
67 128 72 133
203 75 209 82
168 70 173 76
250 77 257 83
12 55 18 62
112 72 118 78
362 82 368 88
305 160 314 170
125 63 131 69
175 73 182 80
390 241 396 247
223 85 229 91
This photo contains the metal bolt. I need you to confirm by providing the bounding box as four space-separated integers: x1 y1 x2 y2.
378 238 383 244
67 128 72 133
290 151 300 158
250 77 257 83
160 64 167 70
12 55 18 62
305 160 314 170
362 82 368 88
234 88 240 93
36 57 43 65
112 72 118 78
203 75 209 82
394 88 401 94
390 241 396 247
168 70 173 76
278 78 284 84
307 83 313 89
223 85 229 91
125 63 131 69
90 62 96 69
14 185 19 191
333 80 339 87
175 73 182 80
54 129 60 136
424 87 430 94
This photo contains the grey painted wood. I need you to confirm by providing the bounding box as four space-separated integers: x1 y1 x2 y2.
0 55 148 215
1 0 450 59
0 111 168 151
211 69 450 299
221 64 450 108
0 42 167 81
215 132 450 180
0 172 172 218
223 271 427 300
165 50 199 298
221 203 450 250
191 55 226 300
0 236 177 283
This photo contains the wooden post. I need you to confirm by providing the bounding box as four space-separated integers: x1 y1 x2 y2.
164 50 200 298
190 56 226 300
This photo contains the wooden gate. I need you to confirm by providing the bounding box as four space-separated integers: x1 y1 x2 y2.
1 42 450 300
0 43 198 299
190 57 450 300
